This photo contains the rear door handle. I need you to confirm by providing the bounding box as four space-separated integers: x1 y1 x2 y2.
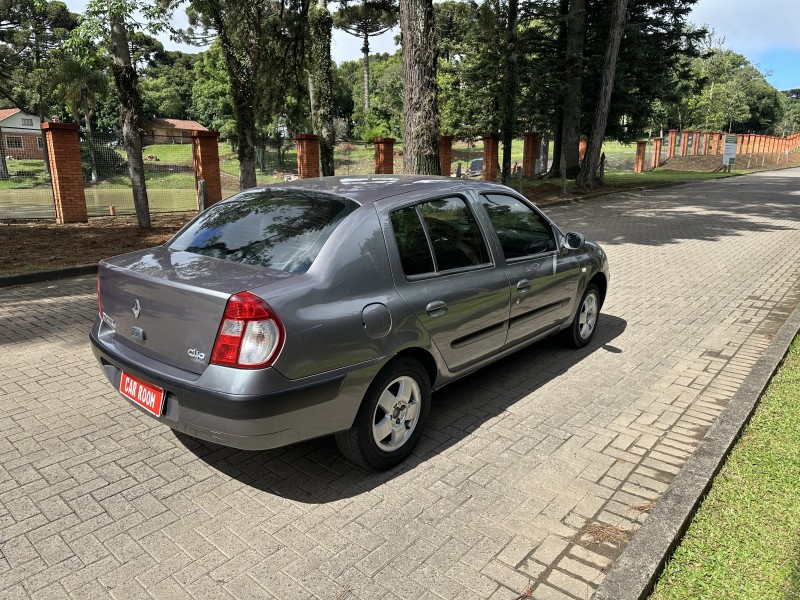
516 279 531 294
425 300 448 318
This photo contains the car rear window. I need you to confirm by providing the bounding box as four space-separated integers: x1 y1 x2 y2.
168 189 358 273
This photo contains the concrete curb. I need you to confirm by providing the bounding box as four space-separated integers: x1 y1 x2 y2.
594 300 800 600
0 264 98 288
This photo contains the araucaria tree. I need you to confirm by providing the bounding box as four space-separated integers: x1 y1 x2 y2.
334 0 397 114
398 0 439 174
186 0 309 190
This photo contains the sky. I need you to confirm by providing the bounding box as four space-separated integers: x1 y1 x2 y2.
64 0 799 92
689 0 800 91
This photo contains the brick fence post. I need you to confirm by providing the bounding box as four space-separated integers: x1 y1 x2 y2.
482 135 499 181
691 130 701 155
373 138 395 174
522 132 540 177
680 130 689 157
736 134 744 155
41 122 87 224
651 137 663 169
667 129 677 158
294 134 320 179
439 135 453 177
713 132 722 155
191 130 222 207
635 140 647 173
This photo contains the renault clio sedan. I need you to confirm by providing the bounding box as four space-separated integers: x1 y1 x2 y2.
91 176 609 470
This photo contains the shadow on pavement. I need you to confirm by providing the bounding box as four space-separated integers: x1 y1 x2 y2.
553 173 799 248
175 313 627 503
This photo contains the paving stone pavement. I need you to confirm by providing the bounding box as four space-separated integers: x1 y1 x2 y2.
1 169 799 600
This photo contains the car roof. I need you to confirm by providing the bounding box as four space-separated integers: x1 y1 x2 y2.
261 175 512 206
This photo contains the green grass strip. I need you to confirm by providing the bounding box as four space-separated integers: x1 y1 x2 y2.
651 335 800 599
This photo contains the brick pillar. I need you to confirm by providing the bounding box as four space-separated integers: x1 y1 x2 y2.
191 130 222 208
522 132 540 177
758 135 765 153
373 138 395 174
634 140 647 173
294 134 320 179
680 130 689 157
578 138 587 162
651 137 663 168
736 134 744 155
713 132 722 155
691 130 700 155
438 135 453 176
41 122 87 224
744 134 752 154
667 130 677 158
482 135 499 181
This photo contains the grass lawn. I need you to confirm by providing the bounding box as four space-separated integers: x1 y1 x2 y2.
650 334 800 599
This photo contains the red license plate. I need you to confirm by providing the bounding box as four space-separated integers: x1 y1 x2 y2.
119 371 165 417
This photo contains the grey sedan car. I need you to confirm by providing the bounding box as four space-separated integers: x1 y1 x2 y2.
90 176 609 470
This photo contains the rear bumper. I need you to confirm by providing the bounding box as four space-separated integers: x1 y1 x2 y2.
89 322 382 450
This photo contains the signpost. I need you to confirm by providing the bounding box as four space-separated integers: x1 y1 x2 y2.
722 133 738 171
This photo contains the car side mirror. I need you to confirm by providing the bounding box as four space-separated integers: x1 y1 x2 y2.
563 232 584 251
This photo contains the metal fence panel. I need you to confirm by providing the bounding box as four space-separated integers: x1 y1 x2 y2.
81 132 198 217
0 126 55 220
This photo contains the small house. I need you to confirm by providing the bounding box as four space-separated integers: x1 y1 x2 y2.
0 108 44 160
144 118 207 144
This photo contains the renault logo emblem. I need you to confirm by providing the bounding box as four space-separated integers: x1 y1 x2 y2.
132 299 141 319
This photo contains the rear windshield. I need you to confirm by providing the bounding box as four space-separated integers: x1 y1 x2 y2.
168 189 358 273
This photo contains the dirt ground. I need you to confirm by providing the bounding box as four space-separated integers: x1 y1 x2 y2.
0 212 195 276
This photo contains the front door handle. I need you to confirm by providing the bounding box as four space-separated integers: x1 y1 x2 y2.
516 279 531 294
425 300 448 318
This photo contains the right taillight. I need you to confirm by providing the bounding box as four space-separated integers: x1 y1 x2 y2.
210 292 284 369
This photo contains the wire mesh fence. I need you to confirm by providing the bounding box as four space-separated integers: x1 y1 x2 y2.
81 132 198 217
0 126 55 220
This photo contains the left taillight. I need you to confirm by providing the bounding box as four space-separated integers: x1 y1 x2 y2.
210 291 284 369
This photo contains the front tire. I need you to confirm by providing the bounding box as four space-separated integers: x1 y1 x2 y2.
335 358 431 471
565 283 601 348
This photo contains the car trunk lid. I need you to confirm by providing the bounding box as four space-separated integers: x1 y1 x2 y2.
98 246 293 375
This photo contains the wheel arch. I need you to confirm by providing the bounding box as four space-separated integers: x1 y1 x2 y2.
392 347 439 390
589 272 608 309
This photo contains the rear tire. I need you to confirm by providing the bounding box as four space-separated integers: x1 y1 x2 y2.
335 358 431 471
564 283 601 348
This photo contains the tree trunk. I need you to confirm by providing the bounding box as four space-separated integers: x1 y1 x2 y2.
500 0 519 184
548 0 569 176
86 104 98 183
309 0 335 176
399 0 440 174
561 0 586 179
576 0 628 191
109 12 151 228
0 127 8 180
362 30 370 112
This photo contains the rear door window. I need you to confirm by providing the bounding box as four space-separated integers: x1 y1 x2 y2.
390 196 490 276
169 189 358 273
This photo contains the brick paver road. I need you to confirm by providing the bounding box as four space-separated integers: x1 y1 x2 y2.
2 169 799 600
